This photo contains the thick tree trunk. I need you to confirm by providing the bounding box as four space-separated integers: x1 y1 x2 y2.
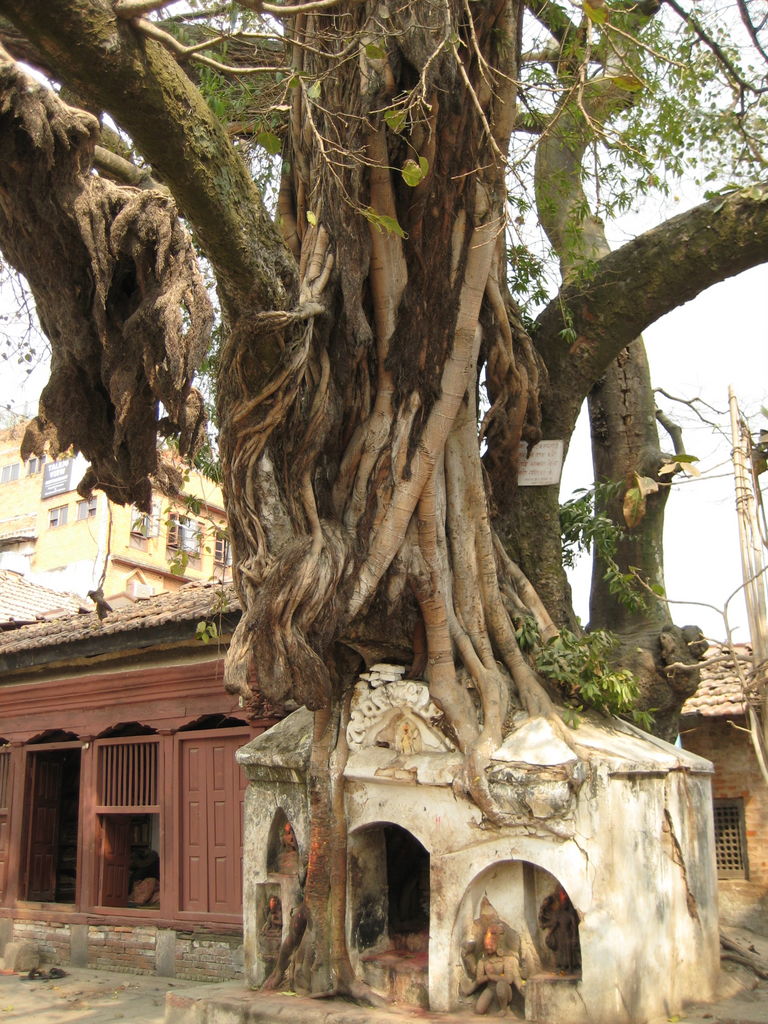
211 0 562 987
588 340 668 633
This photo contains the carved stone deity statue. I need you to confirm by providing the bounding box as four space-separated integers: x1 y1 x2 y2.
258 894 283 968
538 886 581 974
460 899 525 1016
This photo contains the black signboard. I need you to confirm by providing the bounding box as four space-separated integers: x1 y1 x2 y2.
41 458 76 500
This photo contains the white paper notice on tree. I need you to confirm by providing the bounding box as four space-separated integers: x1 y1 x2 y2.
517 440 565 487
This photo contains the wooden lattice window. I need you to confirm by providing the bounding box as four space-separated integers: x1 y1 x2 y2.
714 799 748 879
97 739 159 812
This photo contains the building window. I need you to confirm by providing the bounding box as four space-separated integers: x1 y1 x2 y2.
0 463 20 484
167 515 201 556
214 534 232 567
713 799 748 879
96 737 161 909
26 456 46 476
130 501 160 540
48 505 69 529
76 497 98 521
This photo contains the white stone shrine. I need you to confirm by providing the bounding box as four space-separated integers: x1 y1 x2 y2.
237 663 718 1023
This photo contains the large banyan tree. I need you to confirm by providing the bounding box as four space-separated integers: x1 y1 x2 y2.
1 0 767 995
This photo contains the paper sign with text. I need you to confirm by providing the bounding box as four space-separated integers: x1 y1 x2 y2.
517 440 564 486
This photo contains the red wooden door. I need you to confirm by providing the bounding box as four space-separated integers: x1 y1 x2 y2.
179 733 246 915
99 816 132 907
26 755 63 901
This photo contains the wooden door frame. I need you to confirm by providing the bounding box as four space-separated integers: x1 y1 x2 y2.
174 727 251 921
20 742 83 903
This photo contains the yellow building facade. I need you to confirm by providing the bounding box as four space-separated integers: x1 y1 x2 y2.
0 422 230 603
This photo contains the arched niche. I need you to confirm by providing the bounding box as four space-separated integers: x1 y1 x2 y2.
348 822 430 956
451 859 581 1011
266 807 300 876
347 822 431 1007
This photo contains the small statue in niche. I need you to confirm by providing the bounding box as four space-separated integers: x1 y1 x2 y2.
258 894 283 966
538 886 581 974
460 900 525 1016
277 821 299 873
261 895 282 937
394 713 422 754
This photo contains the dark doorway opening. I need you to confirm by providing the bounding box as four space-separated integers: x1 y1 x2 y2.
24 748 81 902
384 824 430 946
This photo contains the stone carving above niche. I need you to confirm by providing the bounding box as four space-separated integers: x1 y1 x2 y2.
347 664 455 753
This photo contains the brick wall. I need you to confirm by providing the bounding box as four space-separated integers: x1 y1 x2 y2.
682 715 768 886
86 924 157 973
12 919 70 963
175 932 244 981
7 918 243 981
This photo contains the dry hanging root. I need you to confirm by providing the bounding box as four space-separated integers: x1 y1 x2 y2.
0 48 212 510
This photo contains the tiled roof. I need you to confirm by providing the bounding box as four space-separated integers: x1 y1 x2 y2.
0 571 88 626
0 579 239 656
681 645 753 717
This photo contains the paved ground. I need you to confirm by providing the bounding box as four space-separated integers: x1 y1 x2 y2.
1 927 767 1024
0 967 186 1024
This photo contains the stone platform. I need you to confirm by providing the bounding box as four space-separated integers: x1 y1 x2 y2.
165 985 498 1024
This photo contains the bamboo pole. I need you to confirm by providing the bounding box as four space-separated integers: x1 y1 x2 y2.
729 386 768 782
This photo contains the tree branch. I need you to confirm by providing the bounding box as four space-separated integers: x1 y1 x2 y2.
664 0 767 96
534 185 768 437
0 0 295 319
523 0 578 46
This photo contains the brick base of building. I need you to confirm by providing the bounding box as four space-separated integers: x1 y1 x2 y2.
4 918 244 981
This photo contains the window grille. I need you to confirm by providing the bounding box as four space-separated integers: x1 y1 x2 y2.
0 749 10 811
1 463 19 484
97 739 159 810
714 799 748 879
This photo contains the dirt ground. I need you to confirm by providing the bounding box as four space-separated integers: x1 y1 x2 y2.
1 927 767 1024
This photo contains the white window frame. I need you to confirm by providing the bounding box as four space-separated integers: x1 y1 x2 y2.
48 504 69 529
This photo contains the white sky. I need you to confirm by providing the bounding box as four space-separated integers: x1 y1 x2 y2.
561 258 768 643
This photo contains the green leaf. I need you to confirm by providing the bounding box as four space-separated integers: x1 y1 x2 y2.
365 42 387 60
660 454 700 477
306 80 322 100
361 206 407 238
401 156 429 187
306 210 318 226
612 75 643 93
583 0 608 24
650 583 666 597
257 131 281 156
384 107 407 134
